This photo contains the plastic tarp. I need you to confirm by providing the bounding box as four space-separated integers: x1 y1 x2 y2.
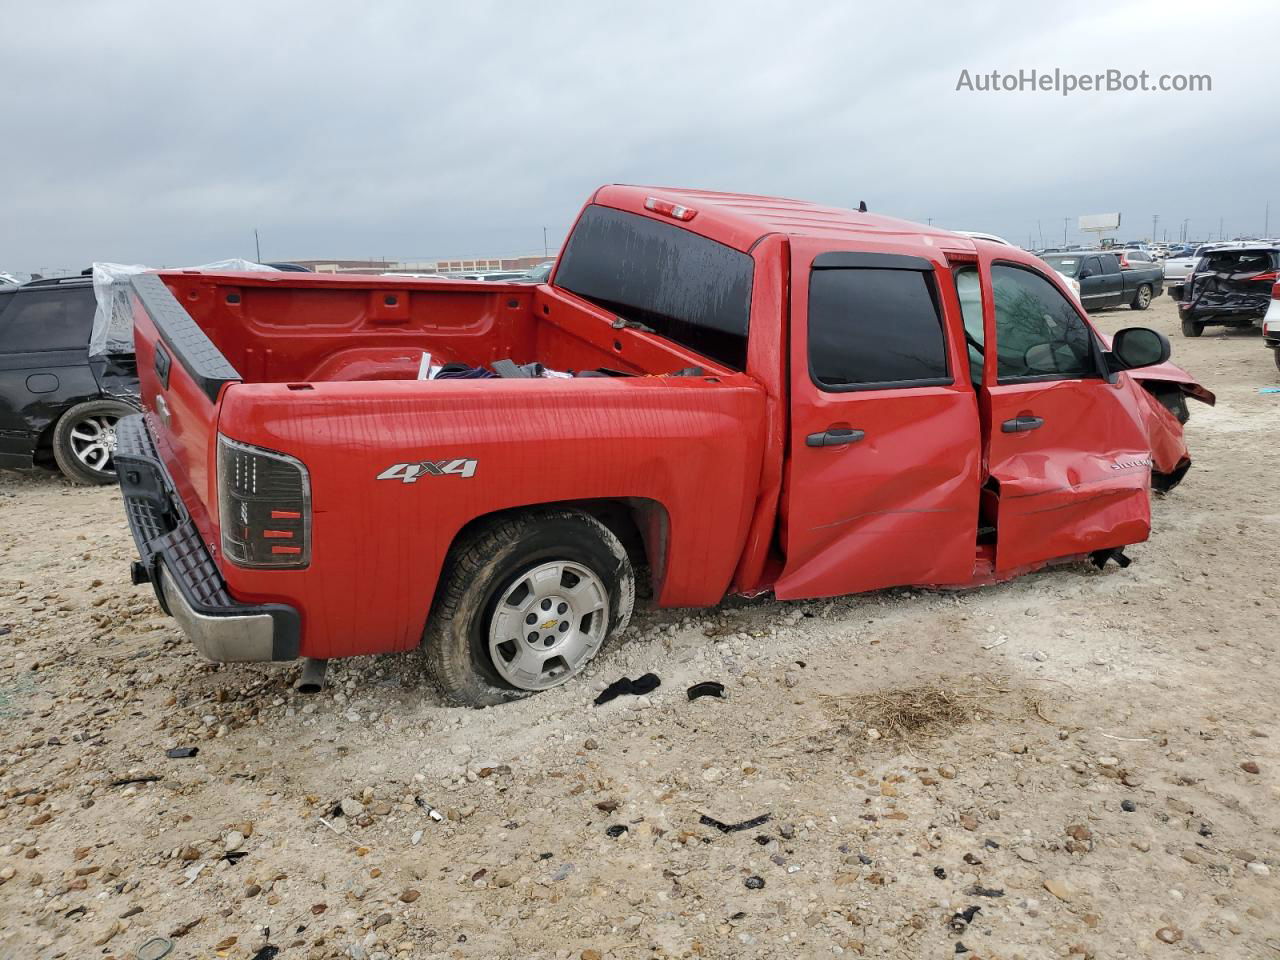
90 260 277 357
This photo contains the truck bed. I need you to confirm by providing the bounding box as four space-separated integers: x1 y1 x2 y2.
153 270 716 384
126 270 769 660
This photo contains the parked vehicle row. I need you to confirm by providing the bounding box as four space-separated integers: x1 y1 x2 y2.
110 185 1213 706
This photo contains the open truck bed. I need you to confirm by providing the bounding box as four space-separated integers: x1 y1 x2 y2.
119 268 768 664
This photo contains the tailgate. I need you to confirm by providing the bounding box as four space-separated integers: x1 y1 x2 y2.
129 272 241 545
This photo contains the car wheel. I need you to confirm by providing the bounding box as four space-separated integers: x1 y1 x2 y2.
1130 284 1152 310
1180 317 1203 338
1274 349 1280 374
424 509 635 708
51 399 137 485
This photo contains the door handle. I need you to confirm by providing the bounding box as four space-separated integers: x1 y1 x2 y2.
806 427 865 447
1001 415 1045 433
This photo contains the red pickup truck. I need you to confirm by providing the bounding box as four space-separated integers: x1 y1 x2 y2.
115 186 1213 706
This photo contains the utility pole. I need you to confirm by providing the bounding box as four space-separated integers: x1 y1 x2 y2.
1265 200 1271 238
1219 216 1224 241
254 229 261 263
1037 220 1045 248
1063 217 1069 247
543 227 549 259
1151 214 1159 244
1181 218 1189 242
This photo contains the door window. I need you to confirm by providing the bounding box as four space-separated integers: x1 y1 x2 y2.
952 265 984 386
1082 256 1103 278
808 267 949 389
0 288 95 353
991 263 1096 382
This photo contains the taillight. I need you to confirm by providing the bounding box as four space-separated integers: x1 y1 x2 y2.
644 196 697 221
1272 281 1280 300
1117 253 1130 268
1248 271 1278 283
217 435 311 568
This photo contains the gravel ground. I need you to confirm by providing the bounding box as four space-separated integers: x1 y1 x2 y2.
1 294 1277 960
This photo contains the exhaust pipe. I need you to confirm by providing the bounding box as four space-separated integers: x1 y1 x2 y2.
296 658 328 694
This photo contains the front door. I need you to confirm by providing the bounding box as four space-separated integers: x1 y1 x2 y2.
776 244 983 600
975 257 1153 573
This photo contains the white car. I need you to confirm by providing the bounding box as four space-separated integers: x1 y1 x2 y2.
957 231 1082 301
0 270 21 285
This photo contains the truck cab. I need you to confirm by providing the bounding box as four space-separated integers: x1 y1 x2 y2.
113 185 1209 706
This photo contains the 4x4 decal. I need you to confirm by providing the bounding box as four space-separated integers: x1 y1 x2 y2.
378 459 478 483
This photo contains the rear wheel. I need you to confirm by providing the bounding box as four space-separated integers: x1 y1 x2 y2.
1130 283 1153 310
1180 316 1204 338
51 400 137 484
423 509 635 707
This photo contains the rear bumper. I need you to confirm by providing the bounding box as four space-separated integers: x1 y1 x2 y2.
115 415 300 662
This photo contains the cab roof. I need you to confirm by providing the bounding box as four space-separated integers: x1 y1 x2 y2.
593 184 982 256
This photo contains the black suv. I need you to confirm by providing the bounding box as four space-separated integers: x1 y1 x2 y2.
0 275 140 484
1170 245 1280 337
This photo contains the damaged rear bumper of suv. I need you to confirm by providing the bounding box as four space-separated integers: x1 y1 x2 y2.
114 415 300 663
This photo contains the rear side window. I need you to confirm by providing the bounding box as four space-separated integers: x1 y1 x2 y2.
808 267 950 389
554 204 754 370
0 287 95 353
991 263 1096 381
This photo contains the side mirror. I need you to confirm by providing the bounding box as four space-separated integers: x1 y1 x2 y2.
1108 327 1170 372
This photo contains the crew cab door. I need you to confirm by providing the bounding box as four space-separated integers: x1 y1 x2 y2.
974 256 1153 573
1098 254 1125 306
775 244 983 599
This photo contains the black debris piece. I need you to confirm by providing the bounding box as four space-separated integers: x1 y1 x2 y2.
982 839 1000 849
753 835 772 846
686 681 726 702
1122 799 1137 812
250 948 281 960
744 875 765 890
605 825 629 838
222 850 248 865
858 853 873 865
537 852 553 861
933 866 947 879
962 853 982 865
966 884 1005 898
699 813 772 834
111 775 161 788
594 673 661 706
949 905 982 932
165 747 199 759
729 911 747 921
955 943 969 955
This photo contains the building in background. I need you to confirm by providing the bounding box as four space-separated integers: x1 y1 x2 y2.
291 253 553 275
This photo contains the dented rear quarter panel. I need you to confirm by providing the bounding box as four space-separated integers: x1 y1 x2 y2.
214 376 767 660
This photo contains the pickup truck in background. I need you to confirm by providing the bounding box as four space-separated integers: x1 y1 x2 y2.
114 186 1213 707
1041 252 1163 311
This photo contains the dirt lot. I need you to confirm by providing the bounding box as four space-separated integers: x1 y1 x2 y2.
1 294 1277 960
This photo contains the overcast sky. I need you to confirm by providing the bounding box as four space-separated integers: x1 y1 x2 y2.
2 0 1275 274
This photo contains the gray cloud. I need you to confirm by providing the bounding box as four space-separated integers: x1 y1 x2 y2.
2 0 1274 274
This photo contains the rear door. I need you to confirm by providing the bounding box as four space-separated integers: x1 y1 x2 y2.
1097 255 1125 306
776 243 982 599
0 285 99 462
976 256 1152 572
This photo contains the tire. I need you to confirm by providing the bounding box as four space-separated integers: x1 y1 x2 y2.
1180 317 1203 338
1130 283 1152 310
1274 348 1280 374
424 509 635 708
51 399 138 485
